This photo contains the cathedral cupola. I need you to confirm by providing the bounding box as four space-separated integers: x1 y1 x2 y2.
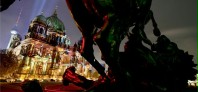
46 8 65 34
32 12 47 26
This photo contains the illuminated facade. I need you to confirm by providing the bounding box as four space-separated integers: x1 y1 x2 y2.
9 10 100 81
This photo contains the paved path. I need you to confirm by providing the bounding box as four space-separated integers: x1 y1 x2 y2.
44 83 84 92
0 82 84 92
0 83 23 92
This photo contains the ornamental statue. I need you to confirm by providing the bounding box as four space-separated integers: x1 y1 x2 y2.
63 0 197 92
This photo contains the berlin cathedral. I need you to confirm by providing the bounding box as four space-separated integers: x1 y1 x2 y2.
6 9 100 81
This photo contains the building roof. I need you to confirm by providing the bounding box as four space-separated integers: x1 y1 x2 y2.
46 10 65 34
32 14 47 25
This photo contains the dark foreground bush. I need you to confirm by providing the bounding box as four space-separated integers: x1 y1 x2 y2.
21 79 43 92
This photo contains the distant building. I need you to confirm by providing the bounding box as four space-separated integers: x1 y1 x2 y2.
188 74 198 87
6 9 100 81
7 9 22 49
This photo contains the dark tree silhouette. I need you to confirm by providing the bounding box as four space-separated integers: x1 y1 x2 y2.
0 0 21 12
0 50 19 77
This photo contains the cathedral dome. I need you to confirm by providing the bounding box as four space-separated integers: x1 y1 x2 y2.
46 11 65 34
32 14 46 25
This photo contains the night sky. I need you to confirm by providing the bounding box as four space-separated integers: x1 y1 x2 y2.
0 0 197 64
